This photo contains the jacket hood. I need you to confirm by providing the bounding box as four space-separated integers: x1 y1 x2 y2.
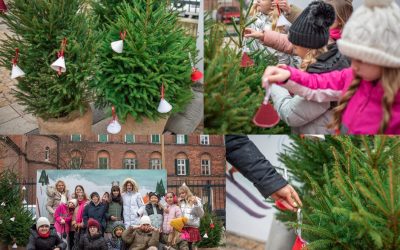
111 221 125 237
307 43 350 73
122 178 139 193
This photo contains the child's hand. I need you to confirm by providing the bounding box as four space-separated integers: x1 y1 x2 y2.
271 0 291 14
262 65 291 86
244 28 264 40
60 218 65 224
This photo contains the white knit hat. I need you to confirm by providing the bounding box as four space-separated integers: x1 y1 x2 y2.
36 217 50 230
338 0 400 68
140 216 151 225
68 198 77 207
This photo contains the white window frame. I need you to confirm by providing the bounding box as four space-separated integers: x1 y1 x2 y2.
98 134 109 143
177 159 187 175
201 159 211 175
124 134 135 143
124 158 137 169
200 135 210 145
70 134 81 142
151 134 160 144
176 134 186 144
150 159 162 170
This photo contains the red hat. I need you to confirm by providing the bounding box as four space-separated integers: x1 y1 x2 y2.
87 218 100 229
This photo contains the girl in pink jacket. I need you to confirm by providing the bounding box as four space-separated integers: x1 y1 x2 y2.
262 0 400 134
54 199 77 245
162 192 182 245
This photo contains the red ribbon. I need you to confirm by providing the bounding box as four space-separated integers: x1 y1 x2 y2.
111 106 116 121
12 48 19 65
275 0 281 16
120 31 127 40
57 38 67 76
161 83 165 99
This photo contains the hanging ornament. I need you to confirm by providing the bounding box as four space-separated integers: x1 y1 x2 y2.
188 52 203 82
22 185 26 191
157 83 172 113
240 45 254 68
10 217 15 222
203 232 208 238
0 0 7 12
111 30 126 53
107 106 121 134
10 48 25 79
22 199 27 205
1 202 5 206
253 77 280 127
210 219 215 229
292 209 307 250
0 219 3 224
12 243 17 249
51 38 67 75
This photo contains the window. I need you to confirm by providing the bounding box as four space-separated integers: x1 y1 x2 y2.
176 135 187 144
70 157 82 169
201 159 211 175
151 134 160 144
98 134 108 143
150 159 162 169
98 157 108 169
44 147 50 161
71 134 81 142
124 158 137 169
200 135 210 145
176 159 188 175
125 134 135 143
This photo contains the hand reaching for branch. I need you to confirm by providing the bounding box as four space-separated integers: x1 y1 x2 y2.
262 65 291 86
244 28 264 40
270 184 302 211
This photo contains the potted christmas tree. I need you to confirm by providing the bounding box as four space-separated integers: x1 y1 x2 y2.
197 206 224 250
92 0 196 134
0 170 34 249
0 0 100 135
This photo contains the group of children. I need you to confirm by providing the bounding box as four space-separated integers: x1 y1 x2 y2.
27 178 204 250
245 0 400 134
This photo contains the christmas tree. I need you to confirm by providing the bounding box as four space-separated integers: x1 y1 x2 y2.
0 170 34 247
204 1 288 134
92 0 195 122
0 0 100 119
197 205 224 248
277 136 400 249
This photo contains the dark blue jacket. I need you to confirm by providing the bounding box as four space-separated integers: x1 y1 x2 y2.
83 201 107 231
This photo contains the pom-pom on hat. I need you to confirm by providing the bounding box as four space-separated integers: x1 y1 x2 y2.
338 0 400 67
288 0 336 49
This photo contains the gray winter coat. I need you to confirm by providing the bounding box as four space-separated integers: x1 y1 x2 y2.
270 43 349 134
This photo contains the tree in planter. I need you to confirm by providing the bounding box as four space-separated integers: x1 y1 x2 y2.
204 17 288 134
93 0 195 123
197 205 224 248
0 170 34 247
276 136 400 249
0 0 100 121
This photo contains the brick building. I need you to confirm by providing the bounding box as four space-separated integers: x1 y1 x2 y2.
0 134 226 212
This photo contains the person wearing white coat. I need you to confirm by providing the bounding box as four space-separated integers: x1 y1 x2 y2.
121 178 145 228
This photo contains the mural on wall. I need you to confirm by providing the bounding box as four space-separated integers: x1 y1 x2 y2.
36 169 167 218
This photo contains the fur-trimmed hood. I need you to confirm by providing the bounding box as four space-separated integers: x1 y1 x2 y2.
122 178 139 193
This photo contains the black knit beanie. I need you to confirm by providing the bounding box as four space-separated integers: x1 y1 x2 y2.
288 0 336 49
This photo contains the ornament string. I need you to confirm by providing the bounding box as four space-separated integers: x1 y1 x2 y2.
120 30 127 40
12 48 19 65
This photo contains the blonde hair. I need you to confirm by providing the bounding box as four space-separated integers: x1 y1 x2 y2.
324 0 353 29
55 180 66 193
249 4 259 17
300 47 328 71
331 68 400 133
178 185 194 203
269 8 285 32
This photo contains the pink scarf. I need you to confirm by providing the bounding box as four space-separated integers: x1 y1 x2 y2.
329 28 342 41
76 199 87 223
